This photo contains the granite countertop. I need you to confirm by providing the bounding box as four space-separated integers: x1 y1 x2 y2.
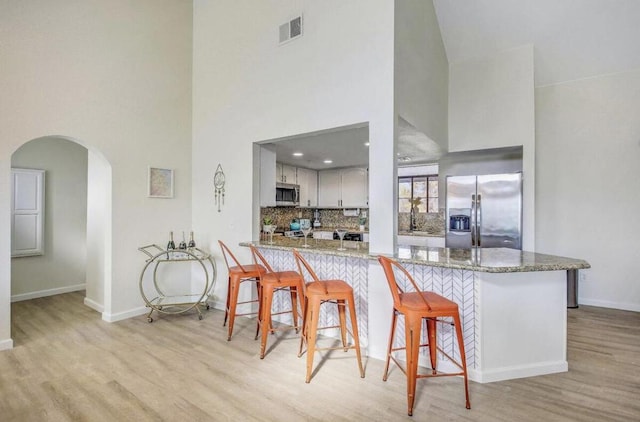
240 238 590 273
240 237 370 259
397 230 445 237
392 245 590 273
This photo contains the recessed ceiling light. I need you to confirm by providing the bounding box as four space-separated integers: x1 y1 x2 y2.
323 159 333 164
364 142 370 147
398 156 412 162
292 152 303 157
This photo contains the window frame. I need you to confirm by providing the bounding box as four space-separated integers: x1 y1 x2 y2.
398 174 438 214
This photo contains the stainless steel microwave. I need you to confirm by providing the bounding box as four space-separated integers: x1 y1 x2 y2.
276 182 299 206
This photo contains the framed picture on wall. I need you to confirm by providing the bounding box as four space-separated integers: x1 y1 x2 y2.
148 167 174 198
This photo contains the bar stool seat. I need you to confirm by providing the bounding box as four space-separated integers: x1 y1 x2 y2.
250 245 303 359
293 250 364 383
218 241 265 341
378 256 470 417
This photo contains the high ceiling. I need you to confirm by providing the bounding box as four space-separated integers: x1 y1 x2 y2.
264 124 370 171
268 1 640 169
266 119 444 170
433 0 640 87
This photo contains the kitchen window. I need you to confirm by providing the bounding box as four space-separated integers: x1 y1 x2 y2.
398 175 438 213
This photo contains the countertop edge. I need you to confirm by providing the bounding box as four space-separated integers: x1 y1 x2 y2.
239 241 591 274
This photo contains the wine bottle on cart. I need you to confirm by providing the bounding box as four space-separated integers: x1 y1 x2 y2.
178 231 187 250
167 231 176 250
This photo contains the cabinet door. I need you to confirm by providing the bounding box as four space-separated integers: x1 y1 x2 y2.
340 168 368 208
318 170 342 207
312 231 334 240
297 167 318 208
281 164 296 184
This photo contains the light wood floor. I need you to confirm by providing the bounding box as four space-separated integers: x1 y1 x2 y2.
1 292 639 421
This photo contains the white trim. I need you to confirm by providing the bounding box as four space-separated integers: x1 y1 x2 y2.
10 283 86 302
578 298 640 313
0 338 14 351
469 360 568 384
209 299 225 312
101 306 148 323
83 297 104 313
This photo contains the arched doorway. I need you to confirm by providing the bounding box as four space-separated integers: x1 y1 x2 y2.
5 135 112 348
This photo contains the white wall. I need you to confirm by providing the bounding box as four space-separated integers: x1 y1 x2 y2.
11 137 87 300
85 150 112 313
192 0 395 308
536 69 640 311
0 0 193 348
394 0 449 150
448 45 536 251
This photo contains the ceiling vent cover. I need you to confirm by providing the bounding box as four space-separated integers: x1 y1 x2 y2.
279 15 303 45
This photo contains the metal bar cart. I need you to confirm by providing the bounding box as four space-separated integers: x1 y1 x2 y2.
138 244 216 323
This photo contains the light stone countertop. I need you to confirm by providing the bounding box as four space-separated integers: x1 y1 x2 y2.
239 238 590 273
397 230 445 237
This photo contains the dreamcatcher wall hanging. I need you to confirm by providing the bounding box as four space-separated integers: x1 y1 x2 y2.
214 164 225 212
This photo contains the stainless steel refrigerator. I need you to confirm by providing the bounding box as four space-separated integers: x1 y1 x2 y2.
445 173 522 249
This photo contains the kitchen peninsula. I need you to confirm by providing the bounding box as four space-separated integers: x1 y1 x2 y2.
240 237 590 383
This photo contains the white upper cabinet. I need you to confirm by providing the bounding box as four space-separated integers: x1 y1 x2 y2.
340 168 368 208
276 163 297 184
318 167 368 208
296 167 318 208
318 169 342 207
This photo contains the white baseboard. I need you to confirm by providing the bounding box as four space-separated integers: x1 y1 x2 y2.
469 360 568 384
0 338 14 351
101 299 223 323
579 298 640 312
83 297 104 313
11 283 86 302
101 306 148 323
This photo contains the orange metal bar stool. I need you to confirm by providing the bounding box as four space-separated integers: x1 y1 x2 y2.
377 256 470 416
249 245 304 359
218 240 265 341
293 250 364 383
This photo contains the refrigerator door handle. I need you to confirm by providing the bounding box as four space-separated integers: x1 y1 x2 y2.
471 194 476 247
477 194 482 247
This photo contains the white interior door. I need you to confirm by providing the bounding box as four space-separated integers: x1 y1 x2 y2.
11 168 45 257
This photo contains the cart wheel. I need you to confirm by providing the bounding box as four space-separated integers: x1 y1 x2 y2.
198 314 203 320
147 317 153 323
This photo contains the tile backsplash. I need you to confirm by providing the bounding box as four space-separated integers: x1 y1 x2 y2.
260 207 444 235
261 207 367 231
398 209 445 234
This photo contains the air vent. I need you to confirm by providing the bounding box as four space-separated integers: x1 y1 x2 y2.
279 15 303 45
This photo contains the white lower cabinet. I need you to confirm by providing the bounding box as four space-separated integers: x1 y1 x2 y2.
312 231 334 240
